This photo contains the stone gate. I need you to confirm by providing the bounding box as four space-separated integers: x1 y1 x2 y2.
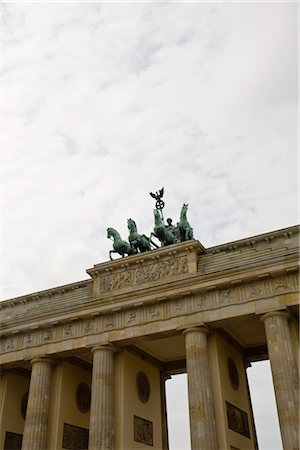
0 225 299 450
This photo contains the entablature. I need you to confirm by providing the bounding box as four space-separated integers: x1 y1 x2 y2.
0 225 298 367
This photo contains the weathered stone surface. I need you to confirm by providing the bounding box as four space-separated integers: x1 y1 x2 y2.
88 345 115 450
183 326 218 450
261 311 299 450
21 358 53 450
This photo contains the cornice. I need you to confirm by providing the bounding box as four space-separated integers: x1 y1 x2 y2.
205 225 299 254
0 279 92 309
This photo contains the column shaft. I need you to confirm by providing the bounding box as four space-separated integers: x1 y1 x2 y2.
262 311 299 450
183 326 218 450
89 345 115 450
21 358 52 450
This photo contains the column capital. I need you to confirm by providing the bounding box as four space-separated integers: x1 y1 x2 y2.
260 310 290 323
182 324 209 336
91 344 117 354
31 357 53 366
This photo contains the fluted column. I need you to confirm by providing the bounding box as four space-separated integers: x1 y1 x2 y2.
183 326 218 450
261 311 299 450
21 357 53 450
88 345 115 450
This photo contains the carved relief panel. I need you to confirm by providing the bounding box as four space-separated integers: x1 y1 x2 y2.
100 256 188 294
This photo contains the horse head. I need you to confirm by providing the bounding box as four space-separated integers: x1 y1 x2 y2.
180 203 189 220
107 227 119 239
127 218 137 231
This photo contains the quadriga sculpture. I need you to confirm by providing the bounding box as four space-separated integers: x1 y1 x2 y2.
106 189 194 259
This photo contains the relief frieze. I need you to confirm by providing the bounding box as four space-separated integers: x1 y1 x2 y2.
247 282 262 298
217 289 232 307
273 277 289 291
43 328 53 341
24 333 33 346
170 296 190 316
82 320 94 333
226 401 250 438
194 292 213 311
64 324 73 336
146 306 160 321
104 315 115 329
134 416 153 447
126 310 138 326
5 338 16 351
100 256 188 293
101 270 134 292
1 273 298 355
62 423 89 450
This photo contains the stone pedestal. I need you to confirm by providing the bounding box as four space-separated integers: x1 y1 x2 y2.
183 326 218 450
261 311 299 450
21 358 53 450
88 345 115 450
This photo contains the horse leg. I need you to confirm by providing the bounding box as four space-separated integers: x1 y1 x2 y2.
109 250 118 261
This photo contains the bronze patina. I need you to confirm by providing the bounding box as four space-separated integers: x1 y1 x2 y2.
127 218 158 253
107 188 194 260
150 187 165 212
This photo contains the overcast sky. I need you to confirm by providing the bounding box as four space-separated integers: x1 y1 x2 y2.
1 2 298 449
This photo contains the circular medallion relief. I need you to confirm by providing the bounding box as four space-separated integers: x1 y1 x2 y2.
76 383 91 413
228 358 239 390
136 371 150 403
21 392 29 420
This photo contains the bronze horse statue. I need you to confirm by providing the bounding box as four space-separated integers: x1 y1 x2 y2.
127 218 158 252
178 203 193 241
107 227 137 260
107 197 194 259
150 209 180 246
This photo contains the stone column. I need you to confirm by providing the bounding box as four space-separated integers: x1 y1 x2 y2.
21 357 53 450
183 326 218 450
88 345 115 450
261 311 299 450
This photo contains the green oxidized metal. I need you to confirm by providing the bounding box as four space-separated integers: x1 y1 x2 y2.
107 188 194 260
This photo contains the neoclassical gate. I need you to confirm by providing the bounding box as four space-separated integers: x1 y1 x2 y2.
0 225 299 450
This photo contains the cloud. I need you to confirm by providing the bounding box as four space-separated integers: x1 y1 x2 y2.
2 2 297 300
